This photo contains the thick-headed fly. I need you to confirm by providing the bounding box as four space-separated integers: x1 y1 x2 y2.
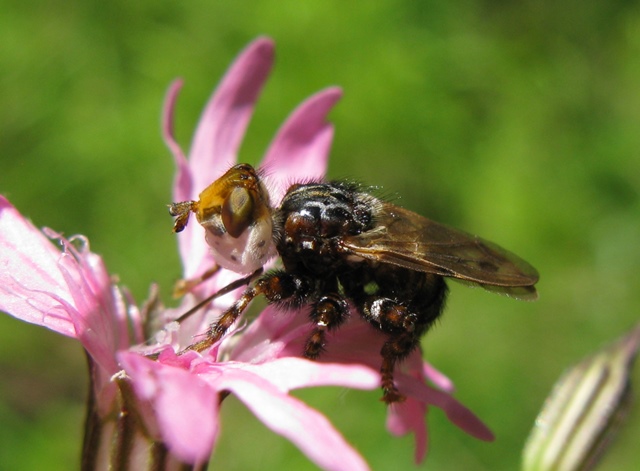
169 163 538 403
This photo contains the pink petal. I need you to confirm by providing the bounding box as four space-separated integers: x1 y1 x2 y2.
162 79 191 203
0 196 77 337
0 197 138 375
173 37 275 280
222 357 379 392
39 231 128 374
386 399 429 463
261 87 342 204
0 213 128 394
396 373 494 442
422 361 455 392
119 351 219 465
188 36 275 195
213 368 371 471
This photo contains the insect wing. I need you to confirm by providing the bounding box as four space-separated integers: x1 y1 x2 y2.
340 203 539 300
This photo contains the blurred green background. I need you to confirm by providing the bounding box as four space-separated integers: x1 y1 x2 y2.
1 1 639 470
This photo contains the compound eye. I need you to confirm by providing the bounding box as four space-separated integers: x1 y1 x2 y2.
221 186 254 238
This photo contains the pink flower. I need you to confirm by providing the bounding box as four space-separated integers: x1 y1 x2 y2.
0 36 494 470
0 37 376 470
0 194 380 470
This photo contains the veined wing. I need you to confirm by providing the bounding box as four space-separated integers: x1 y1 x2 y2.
340 203 539 300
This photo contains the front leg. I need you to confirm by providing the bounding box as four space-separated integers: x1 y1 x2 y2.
184 270 312 353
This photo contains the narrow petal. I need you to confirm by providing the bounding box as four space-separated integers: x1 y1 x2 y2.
221 357 379 392
175 37 275 280
396 373 495 442
387 399 429 463
261 87 343 204
189 37 275 194
422 361 455 392
213 368 371 471
119 351 219 465
161 79 192 203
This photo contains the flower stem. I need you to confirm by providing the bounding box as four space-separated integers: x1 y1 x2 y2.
81 355 208 471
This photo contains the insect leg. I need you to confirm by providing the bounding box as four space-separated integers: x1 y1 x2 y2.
183 270 312 354
379 332 419 403
174 268 262 324
172 265 221 298
360 297 421 403
304 295 350 359
184 284 261 353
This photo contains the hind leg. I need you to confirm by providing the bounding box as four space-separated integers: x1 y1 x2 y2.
360 297 422 403
379 331 420 403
